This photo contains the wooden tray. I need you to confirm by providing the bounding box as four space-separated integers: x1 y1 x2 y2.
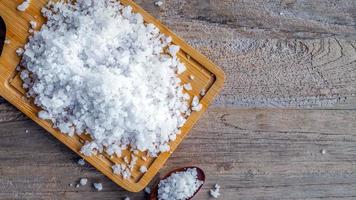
0 0 225 192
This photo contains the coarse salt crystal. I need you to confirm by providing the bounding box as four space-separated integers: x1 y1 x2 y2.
77 158 85 166
17 0 31 12
189 75 195 80
29 21 37 29
4 39 11 44
79 178 88 186
139 165 147 173
191 96 203 112
144 187 151 194
155 1 164 7
210 184 221 198
200 89 206 96
93 183 103 191
183 83 192 91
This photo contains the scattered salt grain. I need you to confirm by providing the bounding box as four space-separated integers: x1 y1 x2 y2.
77 158 85 166
17 0 31 12
69 183 73 187
75 184 80 188
112 164 131 179
16 48 24 56
191 96 203 112
20 0 189 165
80 178 88 186
93 183 103 191
25 129 29 133
168 45 180 57
29 21 37 29
200 89 206 96
4 39 11 44
139 165 147 173
189 75 195 80
124 156 129 164
183 83 192 91
144 187 151 194
124 197 130 200
321 149 327 154
128 155 138 170
210 184 221 198
155 1 164 7
158 168 203 200
177 63 187 74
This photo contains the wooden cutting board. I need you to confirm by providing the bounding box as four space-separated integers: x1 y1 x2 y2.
0 0 225 192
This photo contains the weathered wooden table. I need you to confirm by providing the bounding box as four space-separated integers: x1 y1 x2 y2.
1 0 356 199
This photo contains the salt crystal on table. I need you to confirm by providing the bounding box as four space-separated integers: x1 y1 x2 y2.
77 158 85 166
4 39 11 44
16 48 24 56
210 184 221 198
144 187 151 194
93 183 103 191
168 45 180 57
17 0 31 12
124 197 130 200
80 178 88 186
155 1 164 7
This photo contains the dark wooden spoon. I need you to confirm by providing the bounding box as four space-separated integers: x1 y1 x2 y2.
148 166 205 200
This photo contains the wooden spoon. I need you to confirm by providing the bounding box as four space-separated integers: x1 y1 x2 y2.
148 166 205 200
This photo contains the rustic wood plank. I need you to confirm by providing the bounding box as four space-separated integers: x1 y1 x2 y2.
0 107 356 199
135 0 356 108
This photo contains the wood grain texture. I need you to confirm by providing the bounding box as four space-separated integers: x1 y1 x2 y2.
0 0 356 199
135 0 356 108
0 107 356 199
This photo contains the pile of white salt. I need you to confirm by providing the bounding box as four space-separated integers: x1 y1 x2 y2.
19 0 204 166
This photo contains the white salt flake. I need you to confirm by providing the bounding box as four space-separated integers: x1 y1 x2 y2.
177 63 186 74
183 83 192 91
158 168 203 200
191 96 203 112
17 0 31 12
25 129 29 133
189 75 195 80
80 178 88 186
139 165 147 173
4 39 11 44
16 48 24 56
200 89 206 96
210 184 221 198
20 0 189 162
155 1 164 7
112 164 131 179
144 187 151 194
29 20 37 29
75 184 80 188
77 158 85 166
93 183 103 191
